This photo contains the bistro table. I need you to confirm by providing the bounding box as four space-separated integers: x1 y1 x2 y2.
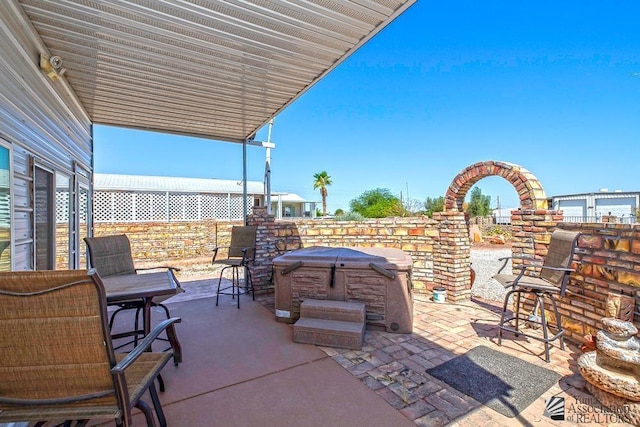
102 270 182 364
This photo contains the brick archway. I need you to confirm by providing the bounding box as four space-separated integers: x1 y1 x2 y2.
445 160 547 211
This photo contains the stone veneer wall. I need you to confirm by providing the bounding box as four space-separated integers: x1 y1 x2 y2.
91 220 236 271
247 207 471 302
85 207 640 345
87 207 472 301
509 209 640 343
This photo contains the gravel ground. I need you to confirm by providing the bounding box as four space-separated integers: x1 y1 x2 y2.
470 247 512 301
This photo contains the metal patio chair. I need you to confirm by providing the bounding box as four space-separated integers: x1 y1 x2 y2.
213 226 257 308
84 234 184 356
494 229 581 362
0 269 180 427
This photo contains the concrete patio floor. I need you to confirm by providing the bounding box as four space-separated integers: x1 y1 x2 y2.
107 276 629 427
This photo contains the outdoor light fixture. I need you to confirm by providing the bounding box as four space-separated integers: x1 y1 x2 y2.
39 53 66 81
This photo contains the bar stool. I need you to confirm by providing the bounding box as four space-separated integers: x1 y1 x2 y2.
212 226 257 308
493 230 580 362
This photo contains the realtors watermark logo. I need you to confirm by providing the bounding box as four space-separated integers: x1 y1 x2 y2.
543 395 631 423
544 396 565 420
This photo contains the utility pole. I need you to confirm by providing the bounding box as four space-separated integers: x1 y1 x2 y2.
264 119 274 214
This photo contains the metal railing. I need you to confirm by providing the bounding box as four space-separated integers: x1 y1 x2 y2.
562 215 638 224
488 215 638 225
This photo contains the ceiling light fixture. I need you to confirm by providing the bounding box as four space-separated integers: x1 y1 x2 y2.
39 53 66 81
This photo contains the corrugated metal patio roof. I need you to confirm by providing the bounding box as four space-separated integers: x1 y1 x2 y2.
94 173 313 203
19 0 416 143
96 173 266 193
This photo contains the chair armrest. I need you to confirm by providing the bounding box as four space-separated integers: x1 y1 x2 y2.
496 257 545 274
496 257 512 274
240 246 256 265
112 317 181 373
212 246 255 264
497 263 537 287
539 265 575 273
136 266 181 273
212 246 231 263
516 264 572 273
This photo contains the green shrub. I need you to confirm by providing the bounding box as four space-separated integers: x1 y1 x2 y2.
334 212 365 221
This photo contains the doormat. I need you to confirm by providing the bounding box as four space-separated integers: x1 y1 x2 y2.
425 345 561 417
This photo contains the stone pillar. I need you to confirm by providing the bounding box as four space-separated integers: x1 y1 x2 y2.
246 206 276 292
432 211 471 302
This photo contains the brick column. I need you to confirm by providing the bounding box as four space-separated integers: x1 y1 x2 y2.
432 211 471 302
246 206 276 291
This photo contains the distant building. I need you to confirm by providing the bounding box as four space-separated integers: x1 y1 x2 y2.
88 174 317 222
492 208 518 224
551 189 639 224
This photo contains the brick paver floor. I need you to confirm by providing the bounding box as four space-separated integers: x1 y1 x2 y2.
257 293 632 426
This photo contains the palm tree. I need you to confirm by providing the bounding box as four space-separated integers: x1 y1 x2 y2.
313 171 332 216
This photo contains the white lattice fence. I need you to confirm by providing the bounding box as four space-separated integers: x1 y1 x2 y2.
168 193 197 221
93 190 253 222
201 194 228 219
55 189 69 223
229 195 247 219
135 192 167 221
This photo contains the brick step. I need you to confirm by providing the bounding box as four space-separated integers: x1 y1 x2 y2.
293 317 365 350
300 299 366 323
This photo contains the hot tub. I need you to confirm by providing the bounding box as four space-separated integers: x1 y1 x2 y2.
273 246 413 333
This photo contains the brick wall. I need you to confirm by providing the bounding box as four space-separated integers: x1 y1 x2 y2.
83 207 640 345
86 208 472 301
90 220 236 274
248 207 471 302
276 216 440 293
248 208 440 293
509 209 640 342
55 223 70 269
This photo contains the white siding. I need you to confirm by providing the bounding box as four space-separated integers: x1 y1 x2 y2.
1 1 93 270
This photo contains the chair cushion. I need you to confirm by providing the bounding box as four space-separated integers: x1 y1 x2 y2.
0 352 172 422
494 274 561 293
493 273 518 288
118 352 173 403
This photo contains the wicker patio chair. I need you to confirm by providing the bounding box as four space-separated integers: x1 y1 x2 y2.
494 229 581 362
0 269 180 427
84 234 184 352
213 226 257 308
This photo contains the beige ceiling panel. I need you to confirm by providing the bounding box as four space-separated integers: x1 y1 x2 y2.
19 0 416 142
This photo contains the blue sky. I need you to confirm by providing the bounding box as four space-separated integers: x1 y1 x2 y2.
94 1 640 214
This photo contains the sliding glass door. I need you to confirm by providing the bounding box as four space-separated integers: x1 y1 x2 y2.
34 165 54 270
0 144 10 271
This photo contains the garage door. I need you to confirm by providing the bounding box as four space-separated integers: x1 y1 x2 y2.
558 200 586 221
596 197 636 221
